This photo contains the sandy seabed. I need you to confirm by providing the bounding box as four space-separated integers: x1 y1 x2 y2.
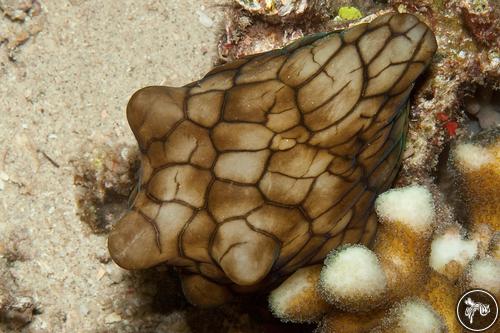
0 1 230 332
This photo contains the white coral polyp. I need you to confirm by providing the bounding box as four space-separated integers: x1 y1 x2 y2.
454 143 493 171
375 185 435 233
469 258 500 293
269 267 313 319
429 232 478 273
320 245 386 300
397 300 444 333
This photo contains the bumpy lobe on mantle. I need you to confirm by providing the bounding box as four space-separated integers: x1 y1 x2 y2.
108 12 437 305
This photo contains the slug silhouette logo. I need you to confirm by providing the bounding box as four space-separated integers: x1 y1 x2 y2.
465 297 490 324
457 289 498 331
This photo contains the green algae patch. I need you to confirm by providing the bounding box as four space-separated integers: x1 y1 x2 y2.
338 6 362 20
